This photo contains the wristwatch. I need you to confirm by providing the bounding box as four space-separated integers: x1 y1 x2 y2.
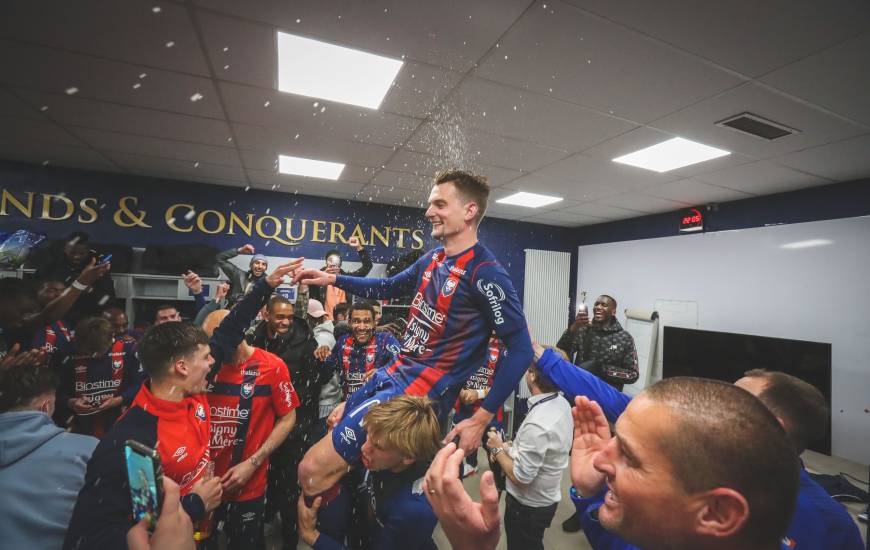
489 446 503 458
249 455 262 468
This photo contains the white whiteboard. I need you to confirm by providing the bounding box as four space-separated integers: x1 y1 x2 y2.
622 311 658 397
576 215 870 464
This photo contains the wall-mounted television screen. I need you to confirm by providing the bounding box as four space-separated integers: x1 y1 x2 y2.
663 327 831 455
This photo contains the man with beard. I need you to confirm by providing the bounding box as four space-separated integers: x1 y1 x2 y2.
63 259 302 550
318 302 400 402
215 243 269 299
294 170 532 507
556 295 638 395
246 295 321 550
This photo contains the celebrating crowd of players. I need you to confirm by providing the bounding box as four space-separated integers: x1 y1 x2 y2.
0 170 864 550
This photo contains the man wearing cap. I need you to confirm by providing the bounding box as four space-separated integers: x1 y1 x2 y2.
308 237 373 319
215 243 269 299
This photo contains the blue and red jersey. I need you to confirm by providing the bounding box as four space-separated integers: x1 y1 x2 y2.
454 334 503 424
32 320 73 363
58 335 142 437
207 347 299 501
335 243 532 416
324 332 401 399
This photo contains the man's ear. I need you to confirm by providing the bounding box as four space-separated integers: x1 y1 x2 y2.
693 487 750 539
172 358 188 378
464 201 479 223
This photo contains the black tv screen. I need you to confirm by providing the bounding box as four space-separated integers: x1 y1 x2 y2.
663 327 831 455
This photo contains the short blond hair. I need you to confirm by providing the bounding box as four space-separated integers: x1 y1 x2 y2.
363 396 441 461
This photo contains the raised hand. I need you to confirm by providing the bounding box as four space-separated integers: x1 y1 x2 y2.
348 236 363 250
424 443 500 550
214 281 230 301
0 344 48 369
292 267 334 287
76 257 111 286
238 244 255 255
570 395 610 496
266 258 305 288
182 271 203 295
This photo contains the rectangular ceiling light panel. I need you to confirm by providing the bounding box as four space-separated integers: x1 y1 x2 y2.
612 137 731 173
278 154 345 180
496 191 563 208
277 31 403 109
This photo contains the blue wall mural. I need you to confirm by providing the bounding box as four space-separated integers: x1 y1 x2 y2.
0 160 576 301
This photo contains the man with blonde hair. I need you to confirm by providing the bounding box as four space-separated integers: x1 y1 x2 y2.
298 396 440 550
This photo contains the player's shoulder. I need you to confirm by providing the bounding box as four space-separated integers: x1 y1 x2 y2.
467 244 508 277
254 347 289 373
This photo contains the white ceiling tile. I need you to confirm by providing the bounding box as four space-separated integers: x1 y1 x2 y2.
0 41 224 119
357 184 430 206
0 0 211 74
520 216 581 227
407 126 568 172
0 140 115 170
566 0 870 77
232 123 395 168
474 0 743 123
562 202 644 220
580 126 758 177
768 134 870 182
14 89 234 147
645 179 754 204
384 149 524 186
761 32 870 126
530 153 680 188
694 160 834 194
69 127 242 167
247 168 367 196
367 170 433 191
651 83 867 159
596 193 689 214
449 77 637 151
105 152 247 182
502 174 625 203
219 82 420 148
0 117 87 147
193 0 532 72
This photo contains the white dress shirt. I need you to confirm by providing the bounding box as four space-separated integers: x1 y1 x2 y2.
506 391 573 507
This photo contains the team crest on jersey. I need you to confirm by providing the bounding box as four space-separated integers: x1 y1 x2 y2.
366 352 375 363
112 359 123 370
441 278 458 297
241 382 255 398
422 270 432 281
195 404 206 422
489 348 499 363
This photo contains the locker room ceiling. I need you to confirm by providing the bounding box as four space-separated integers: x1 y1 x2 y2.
1 0 869 227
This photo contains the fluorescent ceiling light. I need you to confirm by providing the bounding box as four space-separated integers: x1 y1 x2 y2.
278 155 345 180
277 31 403 109
780 239 834 250
496 191 563 208
612 137 730 173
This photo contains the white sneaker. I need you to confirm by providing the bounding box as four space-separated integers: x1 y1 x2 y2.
461 461 478 478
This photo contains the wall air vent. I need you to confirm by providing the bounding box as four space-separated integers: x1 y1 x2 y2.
715 112 799 141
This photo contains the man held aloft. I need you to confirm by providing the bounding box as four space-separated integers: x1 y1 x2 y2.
201 309 300 549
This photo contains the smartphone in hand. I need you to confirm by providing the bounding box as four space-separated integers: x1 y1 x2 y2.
124 440 164 528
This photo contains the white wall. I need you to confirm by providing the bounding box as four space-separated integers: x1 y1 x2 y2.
576 215 870 463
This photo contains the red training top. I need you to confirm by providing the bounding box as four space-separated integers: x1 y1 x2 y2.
207 347 299 501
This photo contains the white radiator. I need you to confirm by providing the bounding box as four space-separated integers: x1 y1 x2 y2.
522 248 571 348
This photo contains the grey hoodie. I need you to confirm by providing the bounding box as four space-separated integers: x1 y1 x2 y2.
313 319 342 418
0 411 97 549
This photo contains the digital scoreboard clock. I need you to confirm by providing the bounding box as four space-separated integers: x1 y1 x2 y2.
679 207 704 233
